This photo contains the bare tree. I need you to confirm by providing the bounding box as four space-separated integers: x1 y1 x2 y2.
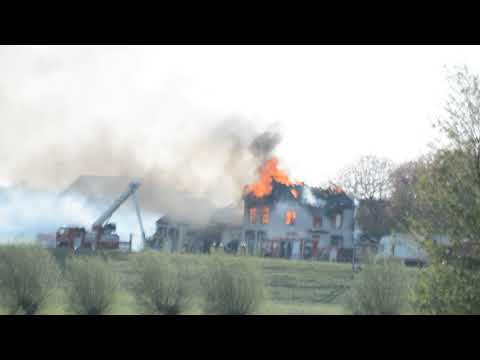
337 155 395 200
336 155 395 243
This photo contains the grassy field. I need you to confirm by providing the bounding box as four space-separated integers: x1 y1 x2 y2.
111 252 353 315
1 250 356 315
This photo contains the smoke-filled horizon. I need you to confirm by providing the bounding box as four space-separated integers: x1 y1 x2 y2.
0 46 290 218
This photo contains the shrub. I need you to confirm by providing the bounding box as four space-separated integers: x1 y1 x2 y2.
131 251 192 315
49 247 72 270
64 256 120 315
202 255 265 315
343 256 410 315
0 244 61 315
412 256 480 315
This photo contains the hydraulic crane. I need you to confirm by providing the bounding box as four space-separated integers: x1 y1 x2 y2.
56 181 145 251
132 189 147 246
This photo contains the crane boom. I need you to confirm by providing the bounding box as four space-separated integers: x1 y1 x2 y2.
132 189 146 245
92 181 141 228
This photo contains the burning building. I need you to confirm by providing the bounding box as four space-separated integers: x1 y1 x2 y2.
241 158 355 261
55 160 354 261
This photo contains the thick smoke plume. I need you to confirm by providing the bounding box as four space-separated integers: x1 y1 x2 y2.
0 46 283 239
249 131 282 166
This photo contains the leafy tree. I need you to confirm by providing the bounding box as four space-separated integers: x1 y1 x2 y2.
389 158 431 232
410 67 480 314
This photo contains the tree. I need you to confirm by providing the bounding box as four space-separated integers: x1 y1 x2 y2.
337 155 395 243
410 67 480 314
389 158 431 232
337 155 395 201
437 66 480 188
355 199 393 242
411 149 475 243
412 67 480 254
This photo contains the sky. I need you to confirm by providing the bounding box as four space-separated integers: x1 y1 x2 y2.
2 45 480 190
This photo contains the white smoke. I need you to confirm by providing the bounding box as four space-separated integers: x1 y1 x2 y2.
0 186 158 251
106 206 159 251
301 186 326 208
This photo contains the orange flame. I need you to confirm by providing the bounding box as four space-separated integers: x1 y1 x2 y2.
262 206 270 224
247 157 300 198
249 208 257 224
285 210 297 224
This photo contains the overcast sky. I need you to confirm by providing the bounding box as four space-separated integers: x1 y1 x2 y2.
2 45 480 189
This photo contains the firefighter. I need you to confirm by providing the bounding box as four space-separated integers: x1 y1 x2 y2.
210 242 216 254
239 240 247 256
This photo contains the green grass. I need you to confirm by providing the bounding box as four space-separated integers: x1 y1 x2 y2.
104 252 354 315
1 250 358 315
258 302 345 315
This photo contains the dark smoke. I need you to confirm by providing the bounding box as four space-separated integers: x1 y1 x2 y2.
249 130 282 173
249 131 282 160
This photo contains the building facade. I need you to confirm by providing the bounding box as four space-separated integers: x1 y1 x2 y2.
242 181 355 261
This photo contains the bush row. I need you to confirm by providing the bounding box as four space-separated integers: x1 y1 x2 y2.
0 245 265 315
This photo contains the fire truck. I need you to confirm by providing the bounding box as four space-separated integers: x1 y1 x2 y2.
56 181 146 251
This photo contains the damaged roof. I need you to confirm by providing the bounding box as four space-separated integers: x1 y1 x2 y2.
244 180 354 213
